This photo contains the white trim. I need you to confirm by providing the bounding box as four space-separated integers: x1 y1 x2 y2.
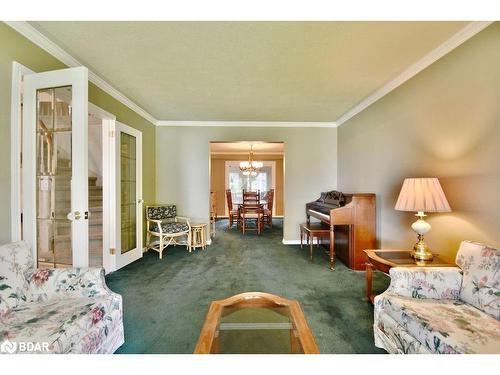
282 239 301 245
89 102 116 121
157 121 337 128
101 117 116 274
5 21 157 126
335 21 493 126
206 239 212 246
10 62 34 242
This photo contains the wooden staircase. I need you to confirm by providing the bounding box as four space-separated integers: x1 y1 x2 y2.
39 158 103 267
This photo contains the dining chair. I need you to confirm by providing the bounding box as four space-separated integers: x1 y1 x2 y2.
239 203 264 235
240 189 263 234
263 189 274 229
226 189 240 229
242 189 260 204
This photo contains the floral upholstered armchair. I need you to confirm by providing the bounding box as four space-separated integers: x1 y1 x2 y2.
374 240 500 354
0 241 124 354
146 204 191 258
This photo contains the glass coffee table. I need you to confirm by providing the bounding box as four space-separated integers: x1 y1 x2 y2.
194 292 319 354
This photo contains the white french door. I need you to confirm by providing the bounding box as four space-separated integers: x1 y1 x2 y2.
22 67 89 267
113 121 143 270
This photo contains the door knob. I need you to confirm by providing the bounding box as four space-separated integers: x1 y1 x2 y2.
67 211 82 221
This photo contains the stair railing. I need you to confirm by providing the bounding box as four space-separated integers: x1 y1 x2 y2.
37 119 53 175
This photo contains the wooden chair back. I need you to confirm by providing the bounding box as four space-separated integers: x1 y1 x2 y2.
226 189 234 211
266 189 275 212
242 189 260 206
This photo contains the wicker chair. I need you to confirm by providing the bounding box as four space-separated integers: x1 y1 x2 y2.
146 204 191 259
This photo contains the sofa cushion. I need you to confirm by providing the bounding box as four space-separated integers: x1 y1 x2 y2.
149 222 189 234
147 205 176 220
455 241 500 320
0 295 122 353
0 241 34 316
380 294 500 353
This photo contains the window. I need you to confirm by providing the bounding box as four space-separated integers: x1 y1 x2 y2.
225 161 276 215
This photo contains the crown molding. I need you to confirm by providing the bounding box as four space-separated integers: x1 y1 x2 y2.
157 120 337 128
335 21 494 127
4 21 158 126
7 21 492 129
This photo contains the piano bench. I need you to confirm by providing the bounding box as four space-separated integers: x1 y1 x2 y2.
300 223 330 261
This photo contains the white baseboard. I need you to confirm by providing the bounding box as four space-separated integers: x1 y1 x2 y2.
207 239 212 246
282 239 301 245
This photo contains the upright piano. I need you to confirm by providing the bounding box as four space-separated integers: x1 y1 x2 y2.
306 191 376 270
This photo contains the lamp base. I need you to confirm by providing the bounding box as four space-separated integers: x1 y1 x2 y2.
411 234 433 261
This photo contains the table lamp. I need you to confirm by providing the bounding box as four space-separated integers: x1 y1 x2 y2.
395 178 451 261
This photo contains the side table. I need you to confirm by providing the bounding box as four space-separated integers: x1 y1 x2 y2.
364 249 454 304
191 223 208 250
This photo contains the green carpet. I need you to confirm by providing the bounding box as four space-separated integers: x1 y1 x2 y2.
105 219 390 354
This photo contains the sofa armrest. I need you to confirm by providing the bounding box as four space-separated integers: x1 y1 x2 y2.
386 267 463 300
29 267 114 302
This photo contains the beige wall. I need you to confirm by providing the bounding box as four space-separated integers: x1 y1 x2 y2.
156 126 337 241
0 23 156 244
338 23 500 261
210 153 284 216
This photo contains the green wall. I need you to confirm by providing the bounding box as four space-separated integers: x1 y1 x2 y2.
0 22 156 244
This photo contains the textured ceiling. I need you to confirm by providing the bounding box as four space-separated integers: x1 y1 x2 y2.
31 21 468 122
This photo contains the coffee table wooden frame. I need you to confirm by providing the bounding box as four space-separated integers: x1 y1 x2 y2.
194 292 320 354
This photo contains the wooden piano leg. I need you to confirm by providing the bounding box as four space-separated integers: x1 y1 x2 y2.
329 226 335 270
309 236 313 261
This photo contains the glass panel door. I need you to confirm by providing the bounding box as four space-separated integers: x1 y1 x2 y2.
120 132 137 254
23 67 89 267
114 121 143 270
36 86 74 267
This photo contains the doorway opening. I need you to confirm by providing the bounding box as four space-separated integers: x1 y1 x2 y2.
209 141 284 238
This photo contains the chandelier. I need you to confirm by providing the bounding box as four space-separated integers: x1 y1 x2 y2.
239 145 263 176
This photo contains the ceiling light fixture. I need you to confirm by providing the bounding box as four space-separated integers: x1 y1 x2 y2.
239 144 263 177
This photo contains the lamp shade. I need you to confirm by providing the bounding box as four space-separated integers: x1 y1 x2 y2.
395 178 451 213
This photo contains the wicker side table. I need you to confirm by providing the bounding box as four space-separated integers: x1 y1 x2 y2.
191 223 208 250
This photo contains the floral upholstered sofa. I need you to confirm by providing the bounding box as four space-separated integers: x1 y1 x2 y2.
0 241 124 354
374 240 500 354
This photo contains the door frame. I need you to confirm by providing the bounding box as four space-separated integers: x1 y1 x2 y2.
10 62 34 242
113 121 143 271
